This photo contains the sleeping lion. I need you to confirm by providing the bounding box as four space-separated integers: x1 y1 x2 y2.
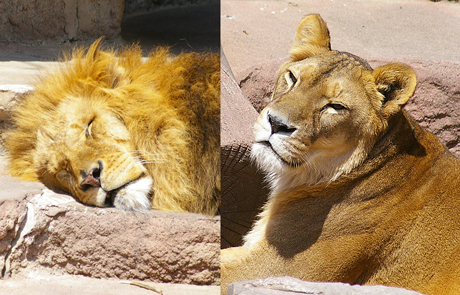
6 40 220 215
221 15 460 295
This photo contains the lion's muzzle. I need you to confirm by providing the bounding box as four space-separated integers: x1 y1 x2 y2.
80 161 103 189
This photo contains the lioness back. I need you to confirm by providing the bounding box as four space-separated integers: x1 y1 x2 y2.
221 14 460 295
6 40 220 215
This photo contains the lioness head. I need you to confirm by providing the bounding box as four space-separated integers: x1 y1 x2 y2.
252 14 417 191
34 97 153 211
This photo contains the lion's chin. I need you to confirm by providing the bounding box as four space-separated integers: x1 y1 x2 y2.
109 176 153 212
252 141 301 170
251 142 287 174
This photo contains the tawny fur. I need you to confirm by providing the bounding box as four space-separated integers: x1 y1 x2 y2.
221 14 460 295
6 39 220 215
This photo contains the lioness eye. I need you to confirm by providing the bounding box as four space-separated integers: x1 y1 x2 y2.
331 104 345 110
321 103 347 113
328 103 347 111
289 71 297 85
285 71 297 89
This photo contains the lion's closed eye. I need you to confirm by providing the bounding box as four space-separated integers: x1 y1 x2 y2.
85 119 94 138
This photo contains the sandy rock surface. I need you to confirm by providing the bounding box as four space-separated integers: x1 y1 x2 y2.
229 277 424 295
0 273 220 295
221 0 460 76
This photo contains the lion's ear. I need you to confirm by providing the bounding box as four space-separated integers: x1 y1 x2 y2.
373 63 417 118
289 14 331 62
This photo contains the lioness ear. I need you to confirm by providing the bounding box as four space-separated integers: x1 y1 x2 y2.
289 14 331 62
373 63 417 118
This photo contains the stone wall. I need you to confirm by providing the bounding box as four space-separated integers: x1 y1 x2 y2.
0 0 125 43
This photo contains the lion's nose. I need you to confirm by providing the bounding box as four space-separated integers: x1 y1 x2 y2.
268 114 296 136
81 162 102 188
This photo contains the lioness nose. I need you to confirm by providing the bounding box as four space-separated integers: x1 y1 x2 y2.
268 114 296 136
81 165 102 187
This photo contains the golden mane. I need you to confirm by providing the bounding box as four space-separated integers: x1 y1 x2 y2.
7 39 220 214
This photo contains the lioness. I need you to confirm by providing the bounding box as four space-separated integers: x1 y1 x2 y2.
6 40 220 215
221 15 460 295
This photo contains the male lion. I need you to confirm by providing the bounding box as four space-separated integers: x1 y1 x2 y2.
6 40 220 215
221 15 460 295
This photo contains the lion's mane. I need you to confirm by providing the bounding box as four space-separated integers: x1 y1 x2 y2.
7 40 220 215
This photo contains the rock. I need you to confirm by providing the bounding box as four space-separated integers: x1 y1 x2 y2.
0 273 220 295
0 0 125 42
0 199 27 273
220 50 259 147
0 89 33 155
0 156 47 201
220 50 270 248
1 189 220 285
0 88 30 130
0 91 19 123
221 0 460 76
228 277 424 295
237 61 285 113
